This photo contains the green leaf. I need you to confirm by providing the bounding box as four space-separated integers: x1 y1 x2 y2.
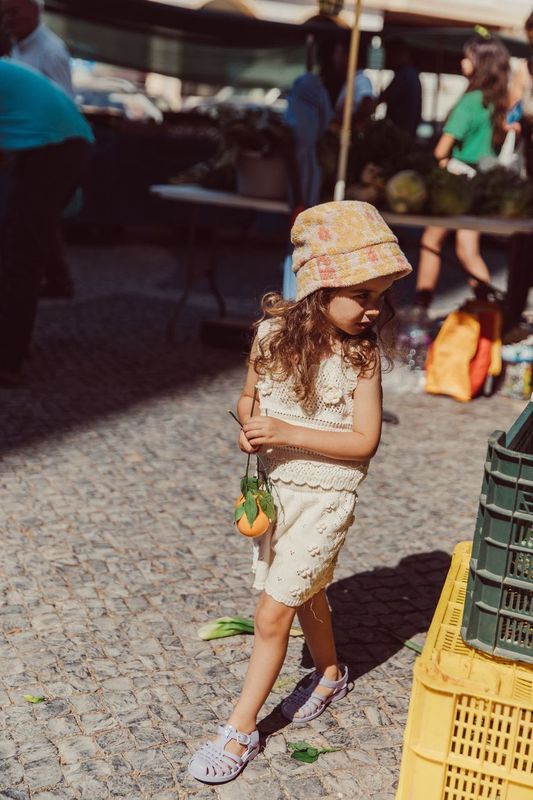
288 740 342 762
288 741 312 752
23 695 45 704
291 750 318 763
403 639 423 655
257 490 276 522
234 504 245 521
244 491 258 526
241 476 259 495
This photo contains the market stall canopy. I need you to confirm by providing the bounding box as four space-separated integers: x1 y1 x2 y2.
43 0 530 88
385 26 530 72
44 0 352 89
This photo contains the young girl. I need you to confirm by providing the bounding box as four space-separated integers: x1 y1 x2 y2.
188 201 412 784
415 35 510 310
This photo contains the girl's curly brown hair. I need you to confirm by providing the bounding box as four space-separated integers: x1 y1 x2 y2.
253 289 395 410
463 36 510 150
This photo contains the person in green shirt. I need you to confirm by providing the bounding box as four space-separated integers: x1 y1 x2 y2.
414 35 510 310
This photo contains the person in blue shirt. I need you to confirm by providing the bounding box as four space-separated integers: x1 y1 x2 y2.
0 61 94 384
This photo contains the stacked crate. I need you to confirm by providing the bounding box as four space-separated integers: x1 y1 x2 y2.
396 543 533 800
397 403 533 800
462 402 533 662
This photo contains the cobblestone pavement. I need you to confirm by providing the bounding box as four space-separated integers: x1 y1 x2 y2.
0 240 528 800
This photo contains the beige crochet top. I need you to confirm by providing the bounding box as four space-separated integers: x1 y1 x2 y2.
255 319 368 493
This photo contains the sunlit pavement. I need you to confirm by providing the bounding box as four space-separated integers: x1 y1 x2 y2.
0 238 527 799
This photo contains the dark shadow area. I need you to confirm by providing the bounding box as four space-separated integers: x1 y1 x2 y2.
258 549 451 737
0 292 246 455
327 549 451 677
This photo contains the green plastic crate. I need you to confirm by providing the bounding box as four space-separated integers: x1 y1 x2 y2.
462 401 533 662
470 401 533 563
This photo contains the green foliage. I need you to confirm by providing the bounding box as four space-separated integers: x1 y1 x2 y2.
288 741 341 763
472 166 533 218
427 169 474 215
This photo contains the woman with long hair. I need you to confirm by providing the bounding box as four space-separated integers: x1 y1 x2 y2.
414 35 511 310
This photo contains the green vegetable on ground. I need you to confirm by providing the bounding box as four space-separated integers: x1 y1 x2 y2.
198 616 303 641
23 695 46 704
288 740 341 763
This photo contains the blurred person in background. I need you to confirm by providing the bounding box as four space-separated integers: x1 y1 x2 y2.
312 31 375 119
3 0 73 96
3 0 77 299
372 38 422 139
414 35 511 312
0 61 93 386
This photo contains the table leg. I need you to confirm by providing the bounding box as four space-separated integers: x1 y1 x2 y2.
206 219 227 318
504 234 532 333
166 205 199 342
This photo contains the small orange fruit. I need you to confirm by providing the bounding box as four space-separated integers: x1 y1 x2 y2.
235 495 270 537
237 506 270 537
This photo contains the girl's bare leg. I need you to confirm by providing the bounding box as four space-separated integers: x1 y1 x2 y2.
416 226 448 292
297 588 342 697
223 592 296 755
455 229 491 286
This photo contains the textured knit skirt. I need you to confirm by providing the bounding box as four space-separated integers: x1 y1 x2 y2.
251 481 357 607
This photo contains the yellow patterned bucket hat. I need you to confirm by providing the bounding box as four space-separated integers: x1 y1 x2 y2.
291 201 412 301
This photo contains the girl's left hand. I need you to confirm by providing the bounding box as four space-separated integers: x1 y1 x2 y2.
242 417 294 448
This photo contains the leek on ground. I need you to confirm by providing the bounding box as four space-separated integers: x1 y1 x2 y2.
198 616 303 640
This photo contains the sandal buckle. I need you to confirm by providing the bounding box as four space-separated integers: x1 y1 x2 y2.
236 732 250 745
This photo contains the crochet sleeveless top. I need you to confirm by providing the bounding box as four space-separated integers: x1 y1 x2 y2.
255 319 368 492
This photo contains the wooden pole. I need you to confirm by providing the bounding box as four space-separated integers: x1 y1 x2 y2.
333 0 363 201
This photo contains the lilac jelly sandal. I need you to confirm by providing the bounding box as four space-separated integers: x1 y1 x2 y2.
188 723 260 784
281 665 350 724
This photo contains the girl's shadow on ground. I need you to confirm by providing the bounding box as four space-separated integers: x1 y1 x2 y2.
258 548 450 737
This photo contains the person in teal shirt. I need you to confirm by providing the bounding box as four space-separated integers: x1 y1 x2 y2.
0 61 93 383
414 35 510 310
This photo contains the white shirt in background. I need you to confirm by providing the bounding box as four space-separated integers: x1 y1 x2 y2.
335 70 374 117
10 23 73 98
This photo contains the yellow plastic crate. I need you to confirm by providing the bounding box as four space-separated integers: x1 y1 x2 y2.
396 542 533 800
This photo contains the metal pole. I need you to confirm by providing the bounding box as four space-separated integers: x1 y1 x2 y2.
333 0 363 201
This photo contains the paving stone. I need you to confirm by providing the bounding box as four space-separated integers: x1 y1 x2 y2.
0 789 30 800
0 758 24 788
33 791 79 800
57 737 100 765
0 743 16 761
23 757 63 791
282 775 327 799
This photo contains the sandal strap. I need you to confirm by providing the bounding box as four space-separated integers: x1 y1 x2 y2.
317 665 348 689
218 724 253 747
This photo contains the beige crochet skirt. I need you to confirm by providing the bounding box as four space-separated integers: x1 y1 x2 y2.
251 481 357 607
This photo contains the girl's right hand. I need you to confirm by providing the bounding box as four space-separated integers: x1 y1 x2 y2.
238 428 259 454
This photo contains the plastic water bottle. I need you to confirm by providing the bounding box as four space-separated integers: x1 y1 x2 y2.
397 308 432 371
501 340 533 400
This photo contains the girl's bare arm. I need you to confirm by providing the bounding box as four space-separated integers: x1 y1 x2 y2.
433 133 455 167
236 337 261 453
243 361 383 462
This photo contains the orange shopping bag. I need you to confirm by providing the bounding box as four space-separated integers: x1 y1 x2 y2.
425 301 502 402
